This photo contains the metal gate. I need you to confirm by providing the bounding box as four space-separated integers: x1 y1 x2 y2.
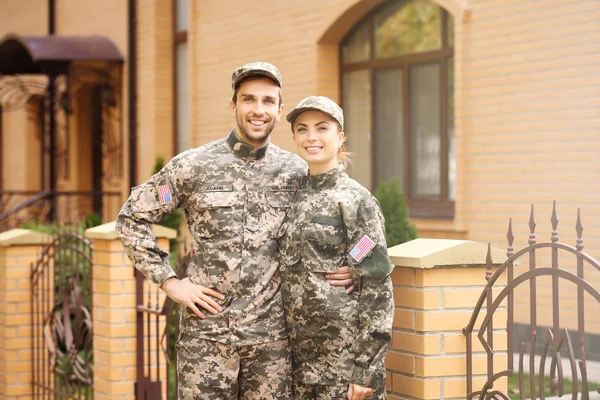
135 247 191 400
31 226 94 399
464 203 600 400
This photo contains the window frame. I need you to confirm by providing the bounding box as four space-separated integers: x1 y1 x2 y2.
340 1 455 219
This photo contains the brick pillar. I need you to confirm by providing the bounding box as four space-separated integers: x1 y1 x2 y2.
0 229 51 400
86 221 175 400
386 238 508 400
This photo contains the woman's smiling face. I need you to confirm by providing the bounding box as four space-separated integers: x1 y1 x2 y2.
292 110 344 175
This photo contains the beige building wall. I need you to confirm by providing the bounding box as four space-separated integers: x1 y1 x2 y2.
1 104 42 191
0 0 598 335
0 0 172 202
458 0 600 334
0 0 48 35
0 0 47 192
184 0 600 334
136 0 174 181
186 0 470 238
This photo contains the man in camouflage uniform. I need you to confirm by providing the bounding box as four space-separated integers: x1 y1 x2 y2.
278 96 394 399
116 64 353 399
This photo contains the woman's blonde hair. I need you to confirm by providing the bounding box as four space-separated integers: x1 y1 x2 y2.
336 124 353 168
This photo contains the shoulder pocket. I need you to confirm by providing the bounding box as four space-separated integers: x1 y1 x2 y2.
130 185 163 212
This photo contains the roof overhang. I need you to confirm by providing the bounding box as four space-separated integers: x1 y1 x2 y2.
0 34 124 75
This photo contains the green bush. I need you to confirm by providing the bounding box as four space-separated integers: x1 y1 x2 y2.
82 212 103 228
21 220 62 235
373 178 418 247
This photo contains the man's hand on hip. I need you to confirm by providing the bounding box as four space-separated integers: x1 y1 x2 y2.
161 277 225 319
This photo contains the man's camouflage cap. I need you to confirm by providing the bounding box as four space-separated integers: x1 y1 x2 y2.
231 61 282 89
286 96 344 130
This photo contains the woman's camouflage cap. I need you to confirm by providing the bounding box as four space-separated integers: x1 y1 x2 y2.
231 61 282 89
286 96 344 130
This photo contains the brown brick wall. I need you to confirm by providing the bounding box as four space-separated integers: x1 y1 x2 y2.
0 0 598 333
459 0 600 332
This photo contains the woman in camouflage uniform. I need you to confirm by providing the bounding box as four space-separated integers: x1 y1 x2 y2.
278 96 394 400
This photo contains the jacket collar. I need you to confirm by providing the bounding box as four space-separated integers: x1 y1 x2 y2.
302 164 346 190
225 129 269 160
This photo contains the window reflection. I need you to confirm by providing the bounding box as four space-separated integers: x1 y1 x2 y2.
410 63 440 197
342 19 371 63
342 71 372 189
341 0 455 218
374 68 404 188
446 13 455 47
375 0 442 58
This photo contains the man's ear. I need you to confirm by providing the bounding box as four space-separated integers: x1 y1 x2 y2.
229 99 236 117
277 103 284 121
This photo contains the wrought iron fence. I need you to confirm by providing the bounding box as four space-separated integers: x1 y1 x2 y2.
135 243 192 400
464 202 600 400
31 225 94 399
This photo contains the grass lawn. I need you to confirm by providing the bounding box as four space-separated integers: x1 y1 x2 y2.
508 373 599 399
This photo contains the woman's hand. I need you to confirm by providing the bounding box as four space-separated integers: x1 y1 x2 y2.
325 266 356 293
347 383 375 400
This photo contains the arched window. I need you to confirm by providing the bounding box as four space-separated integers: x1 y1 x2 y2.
342 0 455 218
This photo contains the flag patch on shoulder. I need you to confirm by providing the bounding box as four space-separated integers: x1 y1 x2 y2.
349 235 376 263
157 185 172 205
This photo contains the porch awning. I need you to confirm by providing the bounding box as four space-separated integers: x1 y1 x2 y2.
0 34 124 75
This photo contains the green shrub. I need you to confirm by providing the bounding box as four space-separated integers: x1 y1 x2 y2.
21 220 62 235
373 178 418 247
82 212 103 228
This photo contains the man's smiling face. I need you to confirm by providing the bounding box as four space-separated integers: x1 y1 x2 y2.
230 77 283 148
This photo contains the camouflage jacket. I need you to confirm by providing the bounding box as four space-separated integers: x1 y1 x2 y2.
277 164 394 391
116 130 307 345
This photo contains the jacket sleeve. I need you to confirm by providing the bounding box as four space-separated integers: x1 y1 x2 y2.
115 156 187 287
343 195 394 391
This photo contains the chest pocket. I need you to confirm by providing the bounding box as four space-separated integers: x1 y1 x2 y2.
195 187 241 239
264 187 296 238
301 218 345 273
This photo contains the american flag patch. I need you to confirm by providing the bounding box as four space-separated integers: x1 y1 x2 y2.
157 185 172 205
349 234 376 263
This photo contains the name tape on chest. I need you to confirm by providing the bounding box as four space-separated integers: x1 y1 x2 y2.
156 185 172 205
268 185 297 191
349 234 376 263
203 185 233 192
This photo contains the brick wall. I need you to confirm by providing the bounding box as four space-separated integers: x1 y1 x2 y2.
459 0 600 332
386 239 508 399
1 0 598 333
85 222 174 400
0 229 50 399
